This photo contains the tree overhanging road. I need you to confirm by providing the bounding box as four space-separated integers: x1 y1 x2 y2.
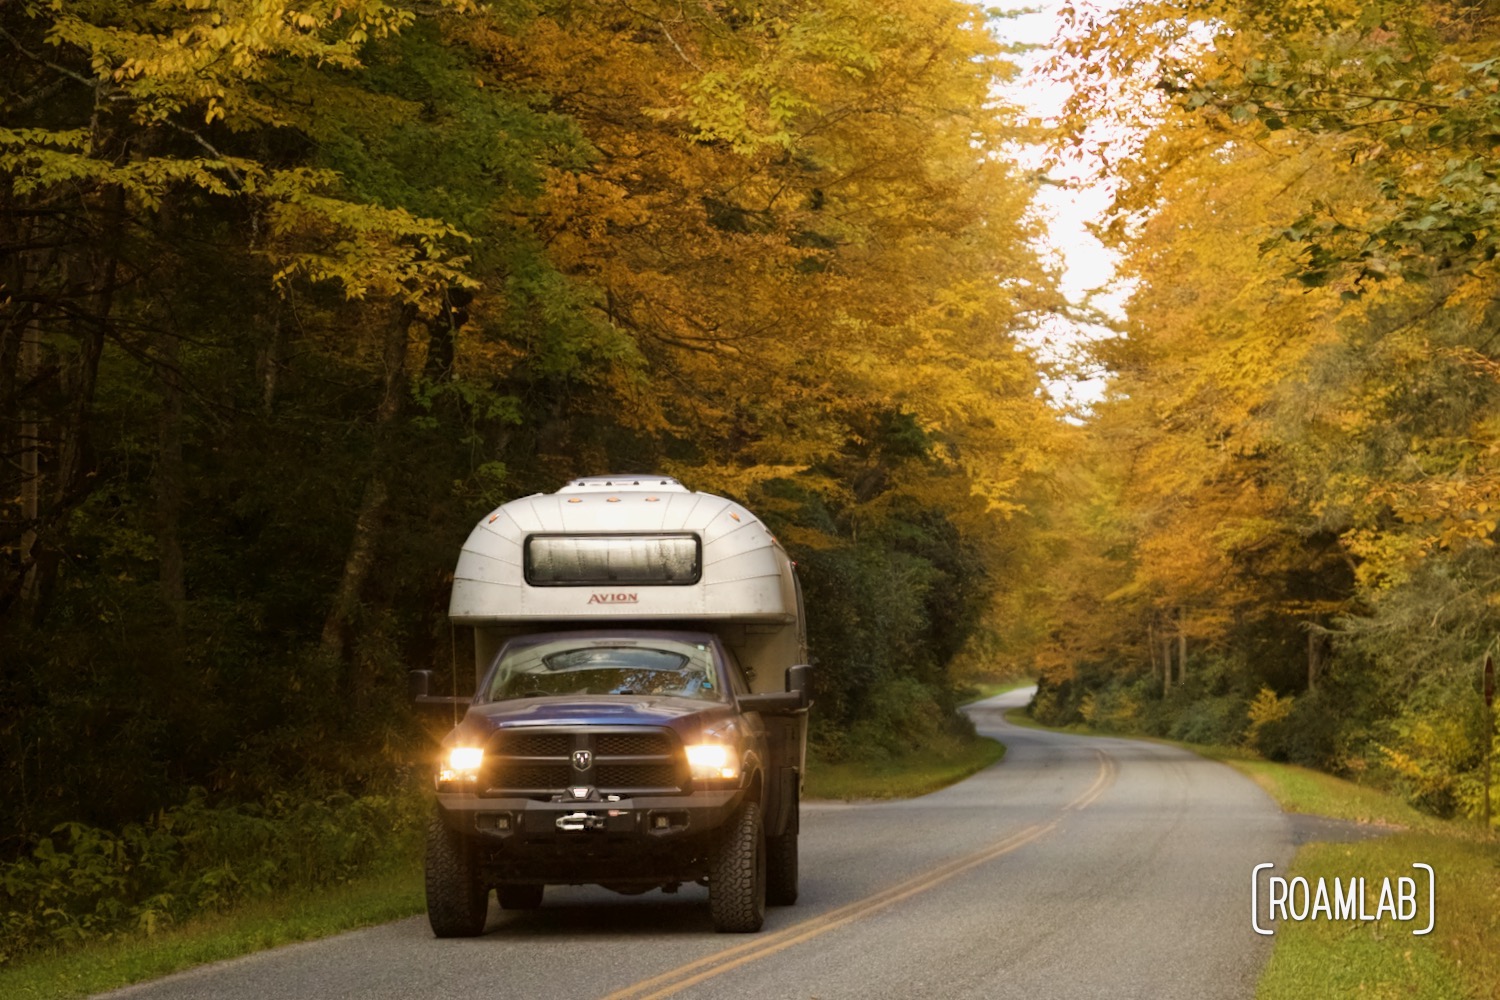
101 687 1296 1000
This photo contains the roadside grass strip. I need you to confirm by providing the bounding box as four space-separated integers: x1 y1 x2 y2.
1198 745 1497 999
0 864 424 1000
804 736 1006 801
1255 833 1496 1000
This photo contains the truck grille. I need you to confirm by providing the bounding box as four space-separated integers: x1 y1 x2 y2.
483 727 683 797
596 762 678 789
494 732 573 757
498 763 573 790
597 733 672 756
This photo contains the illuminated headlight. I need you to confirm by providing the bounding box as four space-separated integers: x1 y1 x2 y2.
439 746 484 785
686 743 740 781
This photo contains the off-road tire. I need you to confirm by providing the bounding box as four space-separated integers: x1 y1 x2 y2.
765 830 798 906
425 810 489 937
498 883 544 910
709 801 766 933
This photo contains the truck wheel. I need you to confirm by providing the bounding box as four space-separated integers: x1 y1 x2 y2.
425 810 489 937
498 884 544 910
765 830 798 906
709 801 766 933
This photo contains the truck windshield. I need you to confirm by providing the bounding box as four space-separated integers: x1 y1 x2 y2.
486 637 724 702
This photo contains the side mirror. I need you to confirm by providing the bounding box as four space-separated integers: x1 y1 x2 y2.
739 690 804 713
738 665 813 715
786 664 812 707
409 669 470 710
409 669 434 700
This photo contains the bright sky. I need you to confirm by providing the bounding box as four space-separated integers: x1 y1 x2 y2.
989 1 1132 408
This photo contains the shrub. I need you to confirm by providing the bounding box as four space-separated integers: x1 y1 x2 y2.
1079 687 1141 732
0 786 426 965
1375 707 1486 818
1167 694 1248 746
1245 687 1296 758
819 677 966 762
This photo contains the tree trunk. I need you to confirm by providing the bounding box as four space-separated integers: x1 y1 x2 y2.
1162 636 1173 696
29 188 122 617
422 286 469 384
1 193 39 606
17 326 41 607
54 326 106 507
320 476 390 663
1 183 58 616
155 322 187 639
319 305 414 666
1147 621 1159 684
255 290 286 414
1177 626 1187 685
1307 630 1320 693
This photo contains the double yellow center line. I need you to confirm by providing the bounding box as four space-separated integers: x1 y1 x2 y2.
1066 748 1117 811
603 748 1116 1000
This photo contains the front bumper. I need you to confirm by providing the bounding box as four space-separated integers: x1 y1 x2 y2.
435 787 746 884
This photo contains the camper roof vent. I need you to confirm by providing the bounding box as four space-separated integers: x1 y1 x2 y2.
556 475 690 494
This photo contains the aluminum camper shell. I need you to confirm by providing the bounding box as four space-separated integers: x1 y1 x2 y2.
449 475 807 694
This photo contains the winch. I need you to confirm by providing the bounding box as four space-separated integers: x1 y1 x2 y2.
555 811 609 832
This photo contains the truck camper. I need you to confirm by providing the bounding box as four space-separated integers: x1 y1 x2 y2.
412 475 812 937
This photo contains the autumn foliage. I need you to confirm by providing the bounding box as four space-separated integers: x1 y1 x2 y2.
1033 0 1500 824
0 0 1059 895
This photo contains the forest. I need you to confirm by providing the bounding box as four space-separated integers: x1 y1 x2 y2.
0 0 1061 956
1 0 1497 964
1031 0 1500 826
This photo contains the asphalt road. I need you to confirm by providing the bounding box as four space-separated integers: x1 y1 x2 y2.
101 687 1296 1000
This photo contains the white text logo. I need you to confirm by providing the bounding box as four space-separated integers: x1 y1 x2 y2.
1251 863 1434 936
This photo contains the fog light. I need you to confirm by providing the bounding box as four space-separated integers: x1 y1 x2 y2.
476 812 512 833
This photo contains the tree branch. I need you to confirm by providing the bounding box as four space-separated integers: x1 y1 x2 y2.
0 25 97 88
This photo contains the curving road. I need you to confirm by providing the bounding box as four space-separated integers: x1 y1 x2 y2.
100 687 1298 1000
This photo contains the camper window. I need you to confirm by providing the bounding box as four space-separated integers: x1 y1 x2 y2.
524 533 701 586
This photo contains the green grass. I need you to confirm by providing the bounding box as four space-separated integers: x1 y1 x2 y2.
1007 705 1499 1000
804 736 1007 801
0 863 424 1000
1255 833 1497 1000
1228 758 1498 1000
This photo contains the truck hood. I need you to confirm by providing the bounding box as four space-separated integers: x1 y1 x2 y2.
449 696 737 745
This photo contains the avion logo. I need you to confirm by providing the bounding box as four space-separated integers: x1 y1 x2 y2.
588 592 639 605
